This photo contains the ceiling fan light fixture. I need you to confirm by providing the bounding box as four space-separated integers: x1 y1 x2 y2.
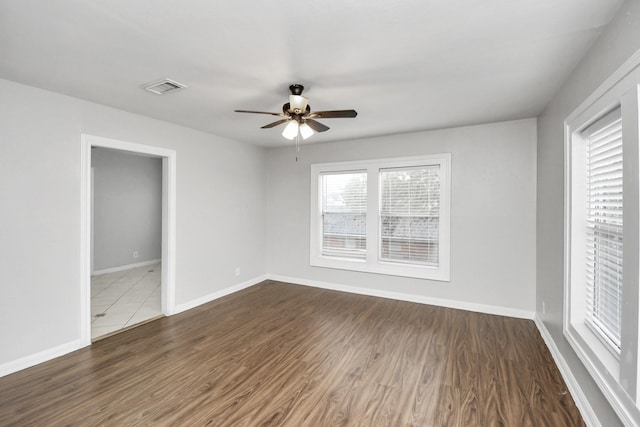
282 120 299 140
299 122 314 140
235 83 357 144
289 95 308 113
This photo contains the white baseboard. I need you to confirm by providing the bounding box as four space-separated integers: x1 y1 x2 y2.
1 275 267 378
0 338 86 378
173 274 268 314
267 274 535 320
534 315 600 427
92 259 161 276
1 273 536 380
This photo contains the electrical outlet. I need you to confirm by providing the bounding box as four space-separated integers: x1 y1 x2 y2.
542 301 546 315
235 267 241 277
133 251 139 259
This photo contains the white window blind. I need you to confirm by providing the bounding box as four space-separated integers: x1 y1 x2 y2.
380 165 440 265
584 106 623 352
321 171 367 259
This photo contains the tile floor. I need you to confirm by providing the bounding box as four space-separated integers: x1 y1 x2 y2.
91 263 162 339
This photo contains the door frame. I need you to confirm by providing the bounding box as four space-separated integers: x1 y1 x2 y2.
80 134 177 345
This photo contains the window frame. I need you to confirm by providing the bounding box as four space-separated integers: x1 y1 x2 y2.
310 154 451 281
564 57 640 424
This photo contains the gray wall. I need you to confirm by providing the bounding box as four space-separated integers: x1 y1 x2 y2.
92 148 162 271
1 5 635 421
266 118 537 314
0 77 267 366
536 0 640 425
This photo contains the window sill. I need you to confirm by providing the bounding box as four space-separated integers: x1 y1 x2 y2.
566 321 619 380
562 321 640 424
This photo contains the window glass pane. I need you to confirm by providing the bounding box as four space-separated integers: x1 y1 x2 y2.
380 166 440 265
321 171 367 259
584 107 623 352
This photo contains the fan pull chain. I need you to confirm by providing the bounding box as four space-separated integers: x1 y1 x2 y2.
295 133 300 162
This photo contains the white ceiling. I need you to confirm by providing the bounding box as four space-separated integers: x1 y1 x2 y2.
0 0 623 147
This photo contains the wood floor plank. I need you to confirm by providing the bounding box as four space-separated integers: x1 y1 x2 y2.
0 281 585 426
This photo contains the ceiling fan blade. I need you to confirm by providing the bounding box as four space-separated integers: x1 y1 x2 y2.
235 109 285 117
261 119 290 129
305 119 330 132
307 109 357 119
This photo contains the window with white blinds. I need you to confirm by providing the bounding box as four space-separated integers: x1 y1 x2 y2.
563 55 640 424
321 171 367 259
380 166 440 265
584 107 623 352
310 154 450 281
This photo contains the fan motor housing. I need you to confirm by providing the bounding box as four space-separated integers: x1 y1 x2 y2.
289 84 304 95
283 102 311 116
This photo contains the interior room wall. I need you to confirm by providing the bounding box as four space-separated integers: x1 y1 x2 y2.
536 1 640 424
266 118 537 316
92 148 162 272
0 77 267 368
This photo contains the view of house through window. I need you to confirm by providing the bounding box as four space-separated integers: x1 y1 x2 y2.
321 171 367 259
380 166 440 266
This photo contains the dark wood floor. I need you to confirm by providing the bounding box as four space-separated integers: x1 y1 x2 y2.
0 280 584 426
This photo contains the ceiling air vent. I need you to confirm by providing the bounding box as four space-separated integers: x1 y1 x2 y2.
142 78 187 95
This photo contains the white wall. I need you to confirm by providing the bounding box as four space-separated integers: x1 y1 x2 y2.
0 78 267 367
92 148 162 271
266 119 537 315
536 1 640 425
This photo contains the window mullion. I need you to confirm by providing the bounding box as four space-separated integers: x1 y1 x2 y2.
366 165 379 266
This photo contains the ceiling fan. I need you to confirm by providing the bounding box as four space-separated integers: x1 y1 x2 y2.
234 84 357 141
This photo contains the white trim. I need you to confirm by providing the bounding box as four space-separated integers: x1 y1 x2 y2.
162 154 177 315
564 322 638 426
79 138 91 347
92 259 161 276
80 134 177 343
0 339 84 378
91 167 95 274
535 315 601 427
267 274 534 320
566 49 640 125
173 275 268 314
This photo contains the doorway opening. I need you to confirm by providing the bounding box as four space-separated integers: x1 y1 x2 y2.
80 134 176 345
90 147 161 339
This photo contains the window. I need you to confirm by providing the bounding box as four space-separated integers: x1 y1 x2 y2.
584 108 623 353
564 55 640 424
320 171 367 259
310 155 450 281
380 166 440 266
